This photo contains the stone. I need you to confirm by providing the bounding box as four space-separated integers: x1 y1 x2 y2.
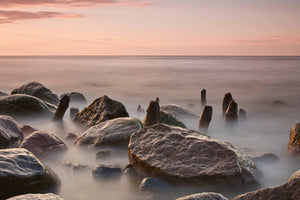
222 93 233 116
239 108 246 120
287 123 300 156
160 104 199 120
95 149 112 160
61 92 87 104
0 94 56 118
123 164 138 178
92 164 122 178
73 95 129 126
273 100 287 106
0 91 8 97
252 153 279 164
65 132 78 141
176 192 229 200
0 148 60 199
128 124 259 185
10 81 59 105
0 115 23 149
21 125 38 138
76 117 142 146
225 100 238 123
143 100 160 127
63 161 89 171
70 107 79 119
155 97 160 104
233 170 300 200
140 177 172 194
198 105 213 132
6 193 65 200
52 95 70 121
201 89 206 106
20 131 68 158
137 105 145 114
159 110 186 128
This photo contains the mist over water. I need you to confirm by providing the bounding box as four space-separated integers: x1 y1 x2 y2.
1 56 300 199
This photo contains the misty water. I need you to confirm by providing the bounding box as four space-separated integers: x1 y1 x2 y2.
1 56 300 199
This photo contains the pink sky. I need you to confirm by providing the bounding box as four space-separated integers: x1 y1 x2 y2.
0 0 299 55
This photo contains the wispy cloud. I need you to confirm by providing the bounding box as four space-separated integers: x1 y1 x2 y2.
232 36 281 45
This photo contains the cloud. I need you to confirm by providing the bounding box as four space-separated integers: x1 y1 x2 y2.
0 10 83 24
232 36 281 45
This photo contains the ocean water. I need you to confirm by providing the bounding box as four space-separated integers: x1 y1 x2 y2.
0 56 300 199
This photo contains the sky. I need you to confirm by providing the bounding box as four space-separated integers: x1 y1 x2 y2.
0 0 300 55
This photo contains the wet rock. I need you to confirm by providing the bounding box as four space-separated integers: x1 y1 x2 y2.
123 164 139 178
225 100 238 123
92 164 122 178
65 133 78 141
252 153 279 164
159 110 186 128
10 81 59 106
63 161 89 171
176 192 229 200
233 170 300 200
198 105 213 132
0 94 56 118
160 104 199 120
155 97 160 104
287 123 300 156
20 131 68 159
0 148 60 199
21 125 38 138
53 95 70 121
73 95 129 126
137 105 145 114
6 193 66 200
143 100 160 127
0 115 23 149
140 177 172 194
222 93 233 116
0 91 8 97
128 124 259 185
239 108 246 120
70 107 79 119
95 149 112 160
61 92 87 104
201 89 206 106
76 117 142 146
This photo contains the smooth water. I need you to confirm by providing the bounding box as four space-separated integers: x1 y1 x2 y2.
0 56 300 199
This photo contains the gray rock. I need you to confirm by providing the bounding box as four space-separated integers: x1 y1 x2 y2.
63 161 89 171
287 123 300 156
10 81 59 105
0 91 8 97
239 109 246 120
140 177 172 194
160 104 199 120
70 107 79 119
176 192 228 200
95 149 112 160
61 92 87 104
0 115 23 149
252 153 279 164
73 95 129 126
65 132 78 141
159 110 186 128
53 95 70 121
6 193 65 200
123 164 138 178
21 125 37 138
198 105 213 132
128 124 259 185
222 93 233 116
0 148 60 199
92 164 122 178
76 117 142 146
143 100 160 127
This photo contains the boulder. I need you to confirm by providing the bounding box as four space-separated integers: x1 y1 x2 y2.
225 100 238 123
70 107 79 119
0 91 8 97
0 148 60 199
92 164 122 179
128 124 259 185
233 170 300 200
198 105 213 132
6 193 65 200
0 94 56 118
0 115 23 149
76 117 142 146
73 95 129 126
159 110 186 128
287 123 300 156
252 153 279 164
20 125 38 138
63 161 89 171
95 149 112 160
176 192 229 200
65 132 78 141
239 109 246 120
61 92 87 104
222 93 233 116
140 177 172 193
123 164 138 178
161 104 199 120
10 81 59 105
143 100 160 127
201 89 206 106
20 131 67 158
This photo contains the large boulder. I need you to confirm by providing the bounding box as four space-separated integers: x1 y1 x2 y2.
287 123 300 156
233 170 300 200
0 148 60 199
76 117 142 146
0 94 56 118
159 110 186 128
20 131 67 158
128 124 259 185
6 193 65 200
160 104 198 120
61 92 87 104
10 81 59 106
176 192 228 200
73 95 129 126
0 115 23 149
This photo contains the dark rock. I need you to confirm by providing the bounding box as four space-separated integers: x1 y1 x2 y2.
287 123 300 156
143 100 160 127
73 95 129 126
10 81 59 105
61 92 87 104
239 108 246 120
176 192 229 200
92 164 122 179
70 107 79 119
159 110 186 128
0 148 60 199
20 131 68 159
233 170 300 200
21 125 37 138
273 100 287 106
6 193 66 200
198 105 213 132
252 153 279 164
225 100 238 123
52 95 70 121
95 149 112 160
128 123 260 185
63 161 89 171
123 164 138 178
155 97 160 104
76 117 142 146
160 104 199 120
0 115 23 149
65 133 78 141
137 105 145 114
0 94 56 118
140 177 172 194
0 91 8 97
201 89 206 106
222 93 233 116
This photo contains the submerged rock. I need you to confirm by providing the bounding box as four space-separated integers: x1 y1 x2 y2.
143 100 160 127
198 105 213 132
95 149 112 160
21 125 38 138
20 131 67 158
76 117 142 146
140 177 172 194
92 164 122 178
287 123 300 156
61 92 87 104
137 104 145 114
161 104 199 120
6 193 66 200
0 94 56 118
159 110 186 128
176 192 229 200
225 100 238 123
128 124 259 185
0 148 60 199
222 93 233 116
0 115 23 149
273 100 287 106
53 95 70 121
239 108 246 120
65 132 78 141
63 161 89 171
201 89 206 106
70 107 79 119
10 81 59 106
73 95 129 126
234 170 300 200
